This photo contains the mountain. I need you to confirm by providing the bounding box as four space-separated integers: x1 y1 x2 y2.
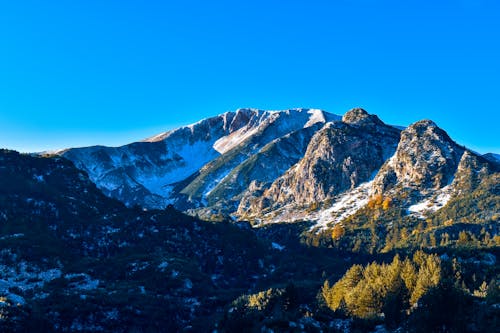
60 108 499 232
238 108 400 223
237 113 499 232
60 108 339 215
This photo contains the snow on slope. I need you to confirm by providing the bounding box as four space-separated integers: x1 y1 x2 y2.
63 108 341 209
182 109 341 205
252 180 373 231
304 109 328 127
213 108 338 154
213 125 261 154
138 140 221 197
62 120 226 207
407 184 454 219
312 181 373 231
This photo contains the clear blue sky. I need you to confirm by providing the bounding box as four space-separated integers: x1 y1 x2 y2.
1 0 499 153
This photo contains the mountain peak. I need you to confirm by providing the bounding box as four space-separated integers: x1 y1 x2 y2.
407 119 438 131
342 107 384 126
372 117 464 197
403 119 454 146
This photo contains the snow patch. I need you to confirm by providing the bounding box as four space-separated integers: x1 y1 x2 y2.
407 184 453 218
138 140 220 197
214 126 261 154
304 109 327 128
0 254 62 304
254 180 373 231
313 181 373 231
33 174 44 182
203 169 233 197
0 233 24 240
157 261 169 272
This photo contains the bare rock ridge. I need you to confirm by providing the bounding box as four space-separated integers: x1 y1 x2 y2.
60 107 499 228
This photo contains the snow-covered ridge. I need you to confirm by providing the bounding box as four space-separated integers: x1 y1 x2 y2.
61 108 341 209
213 108 338 154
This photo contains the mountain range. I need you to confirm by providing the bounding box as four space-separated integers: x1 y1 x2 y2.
59 108 499 230
1 107 499 332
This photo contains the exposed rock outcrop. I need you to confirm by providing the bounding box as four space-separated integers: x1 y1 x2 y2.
372 120 465 196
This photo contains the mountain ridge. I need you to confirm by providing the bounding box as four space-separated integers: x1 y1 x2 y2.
59 108 341 211
57 108 499 233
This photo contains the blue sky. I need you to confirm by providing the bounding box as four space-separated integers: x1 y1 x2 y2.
1 0 499 153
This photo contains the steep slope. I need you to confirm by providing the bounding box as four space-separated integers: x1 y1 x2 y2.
198 123 325 216
238 111 499 235
483 152 500 164
61 115 230 208
372 120 498 218
372 119 465 196
178 109 339 208
62 108 338 211
238 108 400 222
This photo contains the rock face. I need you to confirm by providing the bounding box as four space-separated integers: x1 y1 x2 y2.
452 150 498 193
202 123 324 212
372 120 465 196
368 120 499 220
238 109 400 217
341 107 385 127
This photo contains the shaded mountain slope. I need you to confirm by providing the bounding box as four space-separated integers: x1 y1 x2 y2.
0 150 275 331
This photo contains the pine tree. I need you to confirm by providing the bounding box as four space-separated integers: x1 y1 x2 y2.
411 254 441 305
401 258 417 297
